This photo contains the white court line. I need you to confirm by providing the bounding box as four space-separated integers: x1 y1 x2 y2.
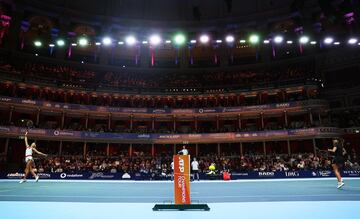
1 178 360 183
0 193 359 199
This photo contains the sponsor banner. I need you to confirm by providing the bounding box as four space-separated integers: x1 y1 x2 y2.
173 155 191 204
0 95 327 115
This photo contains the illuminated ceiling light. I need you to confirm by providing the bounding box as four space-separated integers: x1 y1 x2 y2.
49 44 55 47
263 40 270 44
165 40 171 44
190 40 196 44
310 41 317 45
78 37 88 47
125 36 136 46
142 41 148 44
273 36 283 44
286 40 293 44
199 34 209 44
225 35 234 43
95 42 101 46
34 41 42 47
56 39 65 47
149 34 161 45
118 41 124 45
324 37 334 44
216 40 222 43
299 36 309 44
333 41 340 45
249 34 259 44
239 39 246 43
174 34 186 45
102 37 112 45
71 43 77 46
348 38 358 44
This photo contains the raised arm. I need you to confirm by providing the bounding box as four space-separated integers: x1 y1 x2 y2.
32 147 47 157
24 131 29 147
328 146 337 153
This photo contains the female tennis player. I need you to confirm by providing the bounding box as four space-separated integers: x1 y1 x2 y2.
328 138 346 189
19 131 47 183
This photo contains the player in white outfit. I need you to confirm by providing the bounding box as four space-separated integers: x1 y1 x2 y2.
19 131 47 183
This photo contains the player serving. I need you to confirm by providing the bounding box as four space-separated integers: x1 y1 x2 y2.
19 131 47 183
328 138 346 189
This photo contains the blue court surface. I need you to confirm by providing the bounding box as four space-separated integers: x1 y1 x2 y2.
1 178 360 219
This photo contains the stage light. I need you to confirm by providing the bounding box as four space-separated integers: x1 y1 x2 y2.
249 34 259 44
239 39 246 43
216 40 222 43
78 37 88 47
225 35 234 43
142 41 148 44
286 40 293 44
324 37 334 44
149 34 161 45
299 36 309 44
102 37 112 45
49 44 55 47
34 41 42 47
199 35 209 44
95 42 101 46
56 39 65 47
190 40 196 44
125 36 136 46
348 38 358 44
334 41 340 45
274 36 283 44
263 40 270 44
71 43 77 46
118 41 124 45
165 40 171 44
310 41 317 45
174 34 186 45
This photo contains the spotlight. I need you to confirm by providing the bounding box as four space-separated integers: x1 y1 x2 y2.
190 40 197 44
348 38 358 44
78 37 88 47
239 39 246 44
225 35 234 43
71 43 77 46
333 41 340 45
34 41 42 47
199 35 209 44
299 36 309 44
274 36 283 44
174 34 186 45
249 34 259 44
165 40 171 44
102 37 112 45
56 39 65 47
324 37 334 44
125 36 136 46
142 41 148 44
49 44 55 47
216 40 222 43
118 41 124 45
310 41 317 45
149 34 161 45
95 42 101 46
286 40 293 44
263 40 270 44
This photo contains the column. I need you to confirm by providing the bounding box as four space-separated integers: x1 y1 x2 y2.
83 142 87 159
195 144 199 157
108 113 111 131
216 115 219 131
240 142 243 156
238 114 242 130
130 115 133 131
313 138 317 156
151 144 155 156
194 116 198 132
8 106 14 124
287 140 291 155
217 143 221 156
36 108 40 127
85 113 89 129
309 108 313 126
106 143 110 156
318 114 322 126
260 112 264 130
263 141 266 156
173 116 176 132
61 111 65 129
129 144 133 156
173 144 176 155
152 117 155 131
59 141 62 156
4 138 9 159
284 110 288 128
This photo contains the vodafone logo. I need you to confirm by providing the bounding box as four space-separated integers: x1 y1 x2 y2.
60 173 67 178
54 130 60 136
